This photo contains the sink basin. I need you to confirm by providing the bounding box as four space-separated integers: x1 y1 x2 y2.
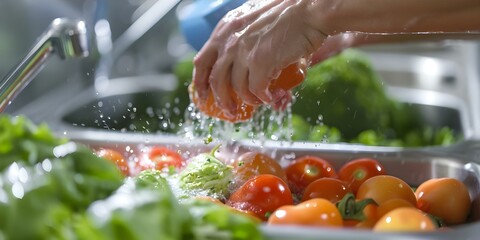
13 50 475 147
56 53 471 143
60 74 184 134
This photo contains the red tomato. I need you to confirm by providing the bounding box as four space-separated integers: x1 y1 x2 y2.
232 151 287 189
415 178 471 225
268 198 343 227
138 146 184 172
95 148 130 176
285 155 337 195
302 178 352 203
227 174 294 221
194 196 262 223
356 175 417 206
373 207 436 232
338 158 386 194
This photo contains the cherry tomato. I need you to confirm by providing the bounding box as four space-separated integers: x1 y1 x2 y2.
94 148 130 176
373 207 436 232
189 62 306 123
415 177 471 225
356 175 417 207
268 198 343 227
376 198 415 220
338 158 386 194
344 197 416 229
337 193 378 229
189 84 255 123
232 151 287 189
285 155 337 195
138 146 184 172
227 174 293 221
302 178 351 203
194 196 262 223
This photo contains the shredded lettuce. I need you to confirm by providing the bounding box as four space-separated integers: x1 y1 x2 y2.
179 146 234 200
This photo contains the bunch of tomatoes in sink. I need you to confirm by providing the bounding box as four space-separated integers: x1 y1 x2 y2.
94 145 472 232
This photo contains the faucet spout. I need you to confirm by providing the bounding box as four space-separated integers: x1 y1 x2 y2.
0 18 89 112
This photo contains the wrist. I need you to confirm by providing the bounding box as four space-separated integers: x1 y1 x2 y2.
305 0 345 36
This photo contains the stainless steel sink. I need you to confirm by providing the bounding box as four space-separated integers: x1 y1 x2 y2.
12 49 473 148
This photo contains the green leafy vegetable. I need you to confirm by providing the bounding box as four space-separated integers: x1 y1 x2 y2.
179 145 233 200
0 114 123 239
81 189 189 240
181 198 264 240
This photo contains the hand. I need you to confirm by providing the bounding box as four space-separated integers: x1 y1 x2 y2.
192 0 327 117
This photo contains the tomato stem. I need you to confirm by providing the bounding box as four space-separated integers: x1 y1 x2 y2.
336 193 377 221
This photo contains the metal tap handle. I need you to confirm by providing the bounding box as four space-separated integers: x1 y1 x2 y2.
0 18 89 112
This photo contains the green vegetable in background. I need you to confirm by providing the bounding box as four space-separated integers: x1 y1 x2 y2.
308 124 342 143
0 114 124 240
179 145 233 200
292 49 394 139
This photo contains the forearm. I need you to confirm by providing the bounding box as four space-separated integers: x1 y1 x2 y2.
309 0 480 35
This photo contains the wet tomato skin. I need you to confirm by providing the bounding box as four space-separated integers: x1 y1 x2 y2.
268 198 343 227
227 174 294 221
373 207 436 232
285 155 337 195
338 158 386 194
302 178 351 203
95 148 130 176
415 177 471 225
189 62 306 123
232 151 287 189
137 146 184 173
356 175 417 206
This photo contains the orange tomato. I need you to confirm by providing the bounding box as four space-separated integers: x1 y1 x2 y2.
94 148 130 176
337 192 377 229
376 198 415 220
189 83 255 122
302 178 351 203
268 61 307 91
345 198 416 229
190 61 306 123
232 151 287 189
227 174 294 221
415 177 471 225
373 207 436 232
268 198 343 227
356 175 417 206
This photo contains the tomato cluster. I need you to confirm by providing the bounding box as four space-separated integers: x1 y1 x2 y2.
227 152 472 232
95 147 473 232
94 145 185 177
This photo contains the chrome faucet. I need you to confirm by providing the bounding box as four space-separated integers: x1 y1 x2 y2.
0 18 89 112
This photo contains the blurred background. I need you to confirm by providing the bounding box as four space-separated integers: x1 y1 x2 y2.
1 0 480 146
0 0 190 112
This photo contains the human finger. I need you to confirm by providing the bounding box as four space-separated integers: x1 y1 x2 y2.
209 57 237 117
231 62 262 106
192 48 218 101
